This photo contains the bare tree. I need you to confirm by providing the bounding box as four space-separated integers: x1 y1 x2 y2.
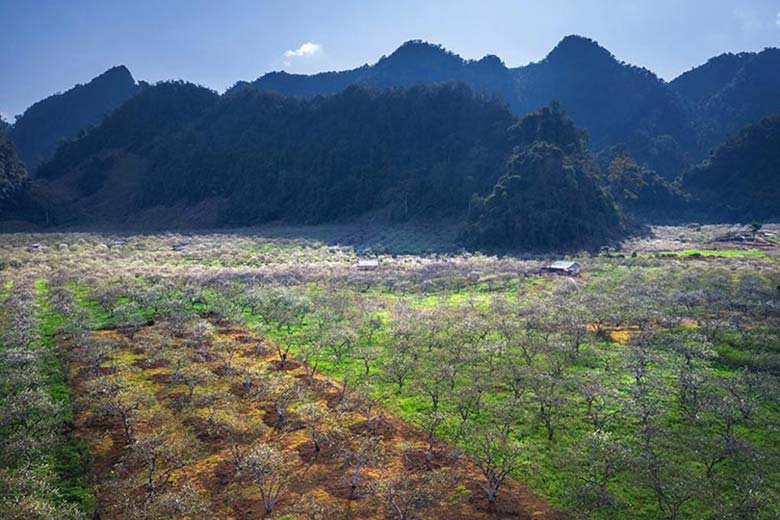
188 319 214 359
563 431 628 518
298 401 342 459
417 410 444 463
214 337 241 372
89 375 154 445
580 379 621 432
342 433 384 498
112 301 147 339
173 362 214 402
371 469 454 520
289 495 340 520
243 443 292 514
128 430 194 497
467 425 522 509
527 347 568 441
81 337 115 377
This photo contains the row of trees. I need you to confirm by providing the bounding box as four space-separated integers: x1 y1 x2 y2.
0 273 87 519
64 256 780 519
4 239 779 519
55 280 481 519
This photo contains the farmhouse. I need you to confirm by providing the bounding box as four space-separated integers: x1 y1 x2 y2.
356 259 379 270
543 260 581 276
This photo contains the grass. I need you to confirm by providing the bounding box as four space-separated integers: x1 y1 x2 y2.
33 278 96 514
653 248 769 259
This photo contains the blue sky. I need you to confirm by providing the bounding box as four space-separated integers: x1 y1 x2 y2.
2 0 779 120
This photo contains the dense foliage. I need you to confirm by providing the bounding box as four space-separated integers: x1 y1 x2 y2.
684 114 780 220
0 122 28 218
237 40 519 112
8 66 143 170
33 83 643 248
466 105 621 248
35 83 518 228
153 84 515 225
597 146 687 218
241 36 780 179
674 49 780 152
0 123 29 206
3 35 778 238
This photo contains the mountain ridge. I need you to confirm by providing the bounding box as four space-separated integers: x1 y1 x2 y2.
8 65 143 171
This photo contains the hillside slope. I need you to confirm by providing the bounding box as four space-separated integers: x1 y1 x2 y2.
239 37 780 179
684 114 780 220
8 65 143 170
32 81 626 249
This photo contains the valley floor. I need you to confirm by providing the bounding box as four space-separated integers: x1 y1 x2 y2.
1 223 779 519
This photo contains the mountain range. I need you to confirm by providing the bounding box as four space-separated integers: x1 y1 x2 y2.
239 36 780 177
1 35 779 244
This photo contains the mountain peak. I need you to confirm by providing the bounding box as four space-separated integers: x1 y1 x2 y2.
92 65 136 86
545 35 615 65
380 40 462 66
474 54 504 68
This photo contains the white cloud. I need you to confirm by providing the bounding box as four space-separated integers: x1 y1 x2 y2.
777 9 780 30
284 42 323 59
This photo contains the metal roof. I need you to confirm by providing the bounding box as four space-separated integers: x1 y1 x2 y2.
549 261 578 269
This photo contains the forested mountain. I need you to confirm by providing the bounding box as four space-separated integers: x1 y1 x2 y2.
8 65 143 170
34 81 220 224
238 36 780 180
234 40 519 109
466 105 622 248
242 37 692 174
513 36 693 178
31 80 635 247
684 114 780 220
0 121 28 205
3 35 778 242
38 82 514 226
670 52 755 104
672 48 780 153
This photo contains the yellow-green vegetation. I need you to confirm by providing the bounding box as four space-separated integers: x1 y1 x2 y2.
1 223 779 519
654 248 769 259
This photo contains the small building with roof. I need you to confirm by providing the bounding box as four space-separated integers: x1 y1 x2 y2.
356 259 380 270
543 260 581 276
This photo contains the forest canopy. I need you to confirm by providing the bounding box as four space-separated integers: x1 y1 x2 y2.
28 82 640 248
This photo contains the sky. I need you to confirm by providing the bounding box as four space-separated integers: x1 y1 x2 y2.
2 0 779 121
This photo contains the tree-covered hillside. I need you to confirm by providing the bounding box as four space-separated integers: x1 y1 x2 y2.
238 37 780 180
236 40 519 111
8 65 143 170
0 120 29 206
466 105 622 248
4 36 778 241
673 48 780 153
32 81 639 248
684 114 780 220
513 36 695 179
38 83 514 225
